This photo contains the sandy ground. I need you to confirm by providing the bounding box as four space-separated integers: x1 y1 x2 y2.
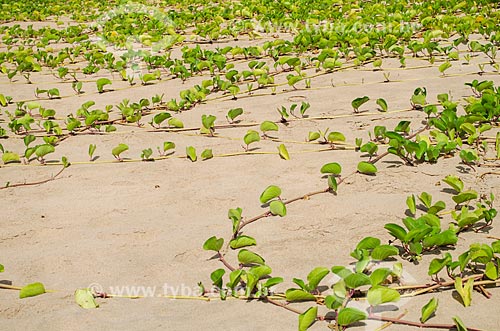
1 23 500 331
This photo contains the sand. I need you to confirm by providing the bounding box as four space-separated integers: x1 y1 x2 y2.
1 21 500 331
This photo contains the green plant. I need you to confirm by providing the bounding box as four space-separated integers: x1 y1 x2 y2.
72 81 83 94
88 144 96 161
201 115 216 136
243 130 260 151
96 78 112 93
376 98 388 112
351 96 369 113
260 121 278 138
186 146 197 162
141 148 153 161
112 143 129 161
226 108 243 124
439 61 452 76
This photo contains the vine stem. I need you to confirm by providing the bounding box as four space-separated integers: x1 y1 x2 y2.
366 314 482 331
268 295 484 331
0 164 67 190
218 252 236 271
265 297 306 315
401 274 483 297
374 310 407 331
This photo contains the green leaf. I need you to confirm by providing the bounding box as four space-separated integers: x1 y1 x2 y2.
263 277 284 288
287 74 303 87
452 190 478 204
337 307 367 326
25 147 36 160
201 114 216 130
0 264 4 272
355 258 370 273
328 175 338 192
420 298 438 323
367 286 400 306
186 146 197 162
61 156 70 168
423 231 457 248
249 265 272 279
228 207 242 233
244 272 258 297
260 120 279 132
485 261 498 280
269 200 286 217
334 279 348 299
112 143 128 159
211 268 225 288
453 316 468 331
356 237 381 250
75 288 98 309
442 175 464 193
331 266 352 279
141 148 153 160
308 131 320 141
2 152 20 164
48 88 60 98
88 144 96 159
277 144 290 160
202 236 224 252
384 223 407 241
227 270 243 289
371 245 399 260
352 96 370 112
168 117 184 128
298 306 317 331
227 108 243 122
492 240 500 254
259 185 282 203
439 61 452 74
285 289 316 302
307 267 329 291
376 98 388 112
163 142 175 152
96 78 112 93
324 294 343 309
471 242 496 263
454 277 473 307
344 273 371 289
357 161 377 175
428 201 446 215
24 134 36 147
238 249 265 265
0 94 7 107
327 131 346 143
19 282 46 299
201 149 213 160
419 192 433 209
35 144 55 158
230 235 256 249
320 162 342 175
244 130 260 147
406 195 416 215
293 277 307 290
360 142 378 156
152 112 172 126
370 268 392 286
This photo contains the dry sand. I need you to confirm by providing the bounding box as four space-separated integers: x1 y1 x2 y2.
1 25 500 331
